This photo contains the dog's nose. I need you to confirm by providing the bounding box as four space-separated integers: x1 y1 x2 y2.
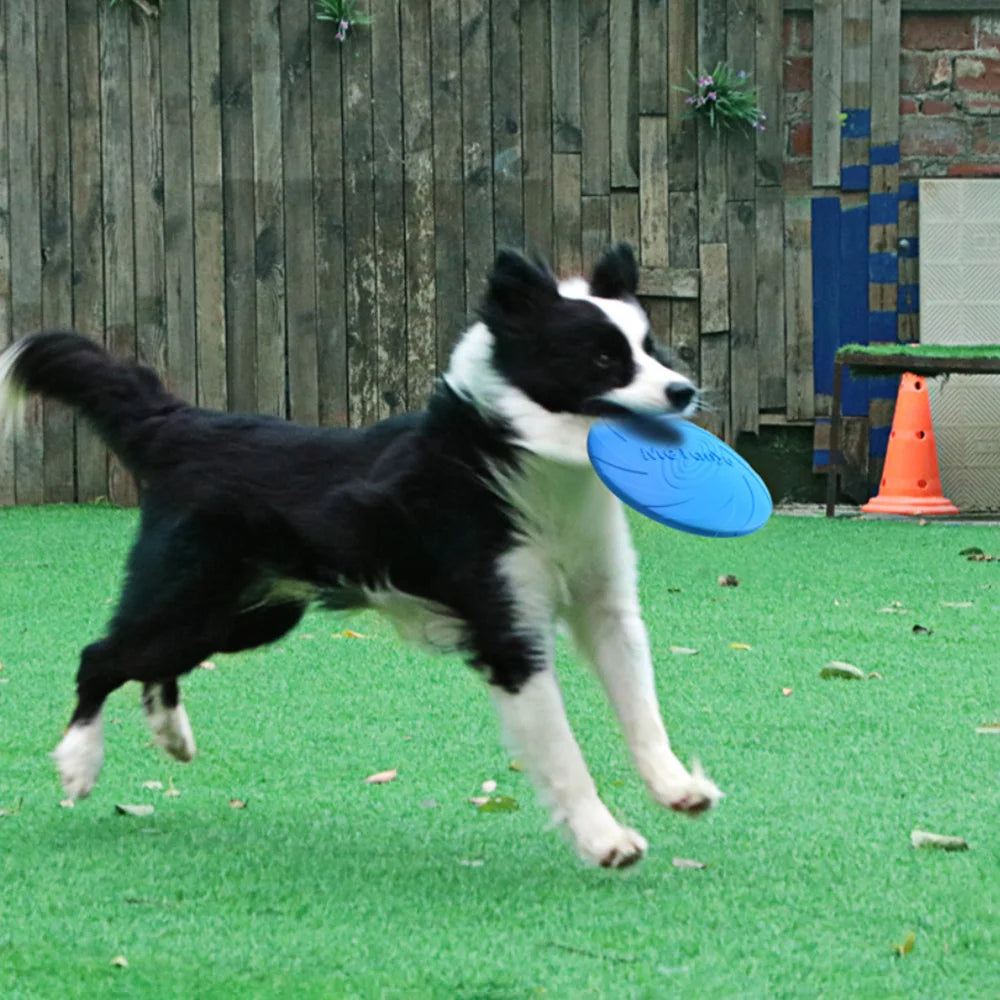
666 382 696 411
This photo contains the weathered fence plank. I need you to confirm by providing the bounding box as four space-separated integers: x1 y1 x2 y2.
161 0 198 408
430 0 466 364
639 115 669 267
491 0 524 248
0 4 13 505
38 0 74 503
251 0 286 418
581 0 611 196
551 0 582 152
521 0 554 255
341 21 378 426
281 0 320 425
220 2 257 415
310 17 348 426
371 0 407 417
812 0 843 187
99 1 137 506
784 197 815 419
401 0 438 405
728 198 759 435
756 184 786 410
609 0 638 188
461 0 495 310
190 0 228 413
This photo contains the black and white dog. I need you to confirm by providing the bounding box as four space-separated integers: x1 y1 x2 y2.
0 244 721 867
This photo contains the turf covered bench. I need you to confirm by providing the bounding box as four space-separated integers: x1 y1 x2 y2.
826 343 1000 517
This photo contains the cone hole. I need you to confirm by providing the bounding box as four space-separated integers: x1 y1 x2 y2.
917 479 928 489
916 430 926 439
914 380 924 391
890 429 896 438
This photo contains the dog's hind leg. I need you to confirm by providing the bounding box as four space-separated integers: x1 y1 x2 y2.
142 679 196 762
139 601 307 763
52 639 124 799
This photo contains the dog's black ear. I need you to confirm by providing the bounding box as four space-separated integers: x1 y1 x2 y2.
481 248 560 320
589 243 639 299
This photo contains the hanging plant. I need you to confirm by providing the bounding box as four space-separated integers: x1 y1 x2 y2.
316 0 373 41
677 63 766 134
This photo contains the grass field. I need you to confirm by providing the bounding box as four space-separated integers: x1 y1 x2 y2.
2 504 1000 999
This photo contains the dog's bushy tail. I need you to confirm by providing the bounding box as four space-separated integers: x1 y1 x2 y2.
0 331 183 471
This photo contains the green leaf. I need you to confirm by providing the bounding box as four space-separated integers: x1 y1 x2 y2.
477 795 520 813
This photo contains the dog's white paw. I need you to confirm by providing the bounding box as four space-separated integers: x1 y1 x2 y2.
149 704 196 762
568 803 649 868
656 760 723 815
52 720 104 800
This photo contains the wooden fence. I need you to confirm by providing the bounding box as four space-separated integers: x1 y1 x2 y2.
0 0 800 506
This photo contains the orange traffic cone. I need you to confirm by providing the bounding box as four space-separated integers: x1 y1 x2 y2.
861 371 959 516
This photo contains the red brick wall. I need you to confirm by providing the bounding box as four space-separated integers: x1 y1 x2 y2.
783 10 1000 186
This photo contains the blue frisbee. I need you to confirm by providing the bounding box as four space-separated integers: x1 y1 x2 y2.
587 415 772 537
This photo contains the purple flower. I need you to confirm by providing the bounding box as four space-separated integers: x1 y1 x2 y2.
707 91 717 101
336 18 349 41
685 96 695 105
737 70 748 79
698 75 713 87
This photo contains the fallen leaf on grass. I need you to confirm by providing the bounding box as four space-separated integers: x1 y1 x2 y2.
877 602 909 614
781 687 794 697
730 643 753 651
911 829 969 851
892 932 916 958
475 795 520 813
0 798 23 817
508 759 524 772
364 768 398 785
115 804 155 818
481 779 497 794
975 723 1000 734
964 548 996 562
912 624 933 635
59 799 74 809
341 630 369 640
717 574 739 587
669 645 699 656
199 661 216 671
111 955 129 968
142 780 164 791
229 798 248 809
459 858 485 867
819 661 866 680
941 601 973 608
671 857 707 870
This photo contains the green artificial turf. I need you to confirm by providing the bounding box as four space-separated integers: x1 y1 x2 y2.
3 504 1000 998
839 342 1000 360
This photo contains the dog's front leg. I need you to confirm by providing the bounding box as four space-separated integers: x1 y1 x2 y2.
486 546 646 866
566 596 722 815
490 669 647 867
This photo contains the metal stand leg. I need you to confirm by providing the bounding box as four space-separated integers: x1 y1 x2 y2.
825 360 844 517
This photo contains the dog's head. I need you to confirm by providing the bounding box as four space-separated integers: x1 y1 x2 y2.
477 244 697 421
444 244 699 463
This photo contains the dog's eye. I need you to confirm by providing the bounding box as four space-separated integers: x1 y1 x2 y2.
594 352 613 369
